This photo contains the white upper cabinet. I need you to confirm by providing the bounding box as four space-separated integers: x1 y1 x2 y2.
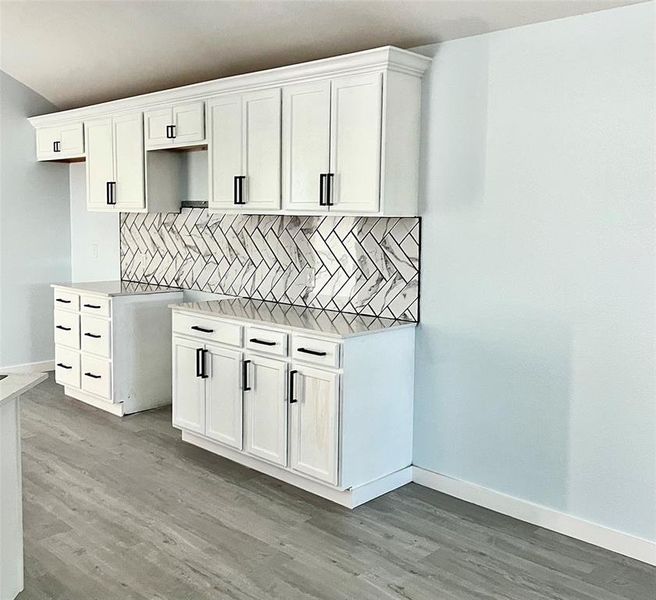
30 47 430 216
328 73 382 213
282 69 418 215
144 101 205 149
36 122 84 161
282 74 382 214
85 113 145 212
208 89 281 212
282 80 331 212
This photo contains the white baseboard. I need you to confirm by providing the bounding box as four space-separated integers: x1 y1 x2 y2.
0 360 54 375
412 467 656 566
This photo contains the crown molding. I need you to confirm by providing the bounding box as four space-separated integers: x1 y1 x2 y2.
28 46 431 128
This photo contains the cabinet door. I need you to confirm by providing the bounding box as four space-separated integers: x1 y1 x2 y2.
289 365 339 485
329 72 382 213
144 107 173 149
242 88 281 210
85 118 115 210
113 112 146 211
173 101 205 146
172 337 205 433
282 81 330 212
205 344 243 449
36 126 59 160
208 93 243 209
243 354 287 466
59 123 84 157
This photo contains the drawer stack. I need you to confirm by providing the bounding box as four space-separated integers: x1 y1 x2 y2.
53 288 113 403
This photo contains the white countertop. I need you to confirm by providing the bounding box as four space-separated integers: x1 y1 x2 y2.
0 373 48 407
170 297 416 339
52 281 182 297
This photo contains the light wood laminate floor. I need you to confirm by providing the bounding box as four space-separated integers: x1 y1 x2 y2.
17 374 655 600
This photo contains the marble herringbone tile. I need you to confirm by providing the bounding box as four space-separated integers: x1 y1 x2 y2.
119 210 420 321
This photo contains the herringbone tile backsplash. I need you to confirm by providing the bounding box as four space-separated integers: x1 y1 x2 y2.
120 210 419 321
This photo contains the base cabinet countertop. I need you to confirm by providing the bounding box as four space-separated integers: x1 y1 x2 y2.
52 281 183 416
1 373 48 600
171 298 416 508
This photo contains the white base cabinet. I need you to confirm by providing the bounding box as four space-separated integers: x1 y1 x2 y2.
53 285 183 416
171 305 415 508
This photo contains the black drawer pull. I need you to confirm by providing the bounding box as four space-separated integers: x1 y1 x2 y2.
56 363 72 370
297 347 327 357
242 360 251 391
201 348 209 379
195 347 203 378
249 338 276 347
83 303 101 309
191 325 214 334
56 325 71 331
84 332 101 339
84 372 101 379
56 298 71 304
233 175 246 205
289 370 298 404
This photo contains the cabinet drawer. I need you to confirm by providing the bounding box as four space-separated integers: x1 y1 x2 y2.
245 326 287 357
55 346 80 388
80 295 111 318
54 310 80 349
173 312 242 346
81 354 112 400
53 289 79 312
291 335 341 369
80 315 111 358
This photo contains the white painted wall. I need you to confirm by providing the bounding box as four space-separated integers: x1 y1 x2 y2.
69 162 120 281
0 71 71 370
413 2 655 542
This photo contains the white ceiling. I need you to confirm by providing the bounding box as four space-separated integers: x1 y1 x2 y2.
0 0 646 110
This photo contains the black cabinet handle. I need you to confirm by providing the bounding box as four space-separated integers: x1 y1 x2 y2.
191 325 214 334
249 338 276 347
56 362 72 369
166 124 177 139
326 173 334 206
242 359 251 391
319 173 327 206
84 332 101 339
84 372 101 379
297 347 327 357
201 348 209 379
53 141 61 153
195 347 203 378
55 298 71 304
83 303 101 309
56 325 71 331
233 175 246 205
289 370 298 403
106 181 116 205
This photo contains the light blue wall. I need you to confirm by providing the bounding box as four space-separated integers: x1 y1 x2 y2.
0 71 71 369
413 3 655 542
69 162 120 282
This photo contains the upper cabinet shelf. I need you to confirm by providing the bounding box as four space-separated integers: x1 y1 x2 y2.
29 46 431 216
36 122 84 161
144 101 205 150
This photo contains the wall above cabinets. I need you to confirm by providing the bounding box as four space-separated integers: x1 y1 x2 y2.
28 46 430 216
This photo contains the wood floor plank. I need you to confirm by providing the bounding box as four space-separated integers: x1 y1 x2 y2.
17 374 655 600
